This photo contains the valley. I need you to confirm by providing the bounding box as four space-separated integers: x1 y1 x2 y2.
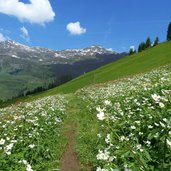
0 41 171 170
0 41 126 101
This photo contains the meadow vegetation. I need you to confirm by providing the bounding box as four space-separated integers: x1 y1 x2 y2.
0 95 68 170
75 65 171 170
0 42 171 171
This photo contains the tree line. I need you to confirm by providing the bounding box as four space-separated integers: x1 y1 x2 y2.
18 74 73 97
0 74 73 104
129 22 171 55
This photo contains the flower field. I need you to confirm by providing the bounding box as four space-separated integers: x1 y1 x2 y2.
76 65 171 170
1 65 171 171
0 95 67 171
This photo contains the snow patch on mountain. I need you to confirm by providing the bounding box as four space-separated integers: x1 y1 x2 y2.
0 40 119 64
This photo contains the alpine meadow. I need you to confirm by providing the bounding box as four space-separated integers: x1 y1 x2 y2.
0 1 171 171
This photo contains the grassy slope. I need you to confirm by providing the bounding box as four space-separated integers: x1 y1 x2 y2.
1 41 171 104
42 41 171 96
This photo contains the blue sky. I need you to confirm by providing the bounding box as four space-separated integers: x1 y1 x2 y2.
0 0 170 52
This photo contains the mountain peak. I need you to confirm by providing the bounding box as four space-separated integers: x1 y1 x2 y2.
2 40 28 48
0 40 120 64
4 40 19 45
83 45 115 55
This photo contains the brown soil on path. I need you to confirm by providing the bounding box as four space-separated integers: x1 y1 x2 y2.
60 124 80 171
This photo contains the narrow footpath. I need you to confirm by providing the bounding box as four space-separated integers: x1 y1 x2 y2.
60 94 81 171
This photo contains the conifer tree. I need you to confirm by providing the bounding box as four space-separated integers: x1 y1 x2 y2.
153 37 159 46
129 48 134 55
142 42 146 50
167 22 171 41
146 37 152 48
138 42 146 52
129 47 136 55
138 43 143 52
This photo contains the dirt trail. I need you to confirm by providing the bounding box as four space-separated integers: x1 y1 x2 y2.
60 95 80 171
60 124 80 171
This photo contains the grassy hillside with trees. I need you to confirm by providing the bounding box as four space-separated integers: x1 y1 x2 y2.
42 41 171 96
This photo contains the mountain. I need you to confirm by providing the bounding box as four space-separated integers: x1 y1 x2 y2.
0 40 126 101
0 41 117 64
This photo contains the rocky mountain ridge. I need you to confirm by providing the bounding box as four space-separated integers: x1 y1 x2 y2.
0 40 116 64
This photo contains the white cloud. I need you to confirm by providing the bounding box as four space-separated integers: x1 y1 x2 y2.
66 22 86 35
130 45 135 51
0 0 55 25
20 26 30 42
0 32 6 41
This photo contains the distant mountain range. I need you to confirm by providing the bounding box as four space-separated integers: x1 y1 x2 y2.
0 40 118 64
0 40 127 101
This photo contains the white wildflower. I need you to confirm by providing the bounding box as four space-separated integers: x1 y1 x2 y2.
136 144 142 150
0 139 5 145
154 122 159 126
28 144 35 149
140 149 144 152
160 122 166 128
104 100 111 106
22 160 27 165
120 136 125 141
151 94 160 103
166 139 171 146
96 167 108 171
6 151 11 155
163 118 167 122
130 125 136 130
148 125 153 129
97 111 106 121
26 163 34 171
139 132 143 135
96 167 102 171
105 134 111 144
144 140 151 146
96 149 110 160
159 102 165 108
96 107 104 113
5 143 14 151
135 120 140 124
97 134 101 138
